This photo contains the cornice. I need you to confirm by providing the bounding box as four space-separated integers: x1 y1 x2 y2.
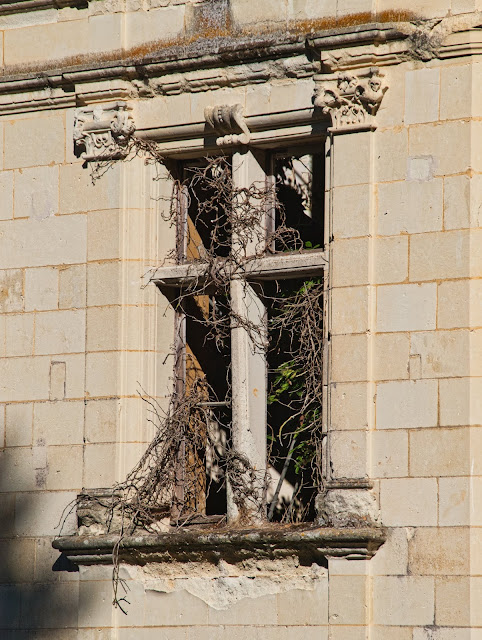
0 0 85 14
53 526 386 566
0 22 409 115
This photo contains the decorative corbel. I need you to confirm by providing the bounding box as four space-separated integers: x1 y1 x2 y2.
73 102 136 162
204 104 251 146
314 67 387 133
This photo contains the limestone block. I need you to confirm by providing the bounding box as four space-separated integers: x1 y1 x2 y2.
0 585 20 629
35 309 86 355
63 353 86 399
374 236 408 285
380 478 438 526
370 527 409 576
18 582 79 629
85 398 118 443
0 269 23 313
49 360 66 401
14 166 59 220
471 528 482 575
372 576 435 626
329 575 368 626
410 330 470 378
410 230 482 281
336 0 372 16
5 18 86 67
0 494 15 536
0 171 13 220
0 447 35 492
86 306 119 352
376 380 437 429
331 238 369 287
372 429 408 478
119 629 188 640
88 12 122 53
4 116 64 169
409 121 470 177
231 0 286 27
373 332 410 381
439 477 470 526
0 403 4 446
78 580 115 628
376 65 405 129
436 576 470 627
331 286 368 335
330 430 368 479
0 216 87 269
143 589 208 626
332 184 370 239
405 68 440 125
45 444 83 490
371 628 411 640
377 283 436 332
0 356 50 402
330 382 369 431
471 477 482 526
440 378 482 427
59 264 86 310
5 402 32 447
472 577 482 625
0 317 4 359
5 313 34 356
59 162 120 215
377 179 443 235
25 267 58 311
0 537 35 583
440 63 472 121
319 488 379 527
444 174 482 230
439 279 482 329
331 334 368 383
34 400 84 446
376 127 408 183
85 352 119 397
409 527 469 576
83 443 117 487
88 210 120 261
125 6 185 49
287 0 336 21
333 132 371 187
87 262 122 307
277 582 328 625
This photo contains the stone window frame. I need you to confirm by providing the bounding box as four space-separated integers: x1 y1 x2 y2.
55 68 390 563
150 145 329 524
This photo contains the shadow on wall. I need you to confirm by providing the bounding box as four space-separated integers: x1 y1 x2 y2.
0 465 94 639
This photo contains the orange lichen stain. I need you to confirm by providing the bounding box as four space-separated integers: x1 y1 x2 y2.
0 10 419 79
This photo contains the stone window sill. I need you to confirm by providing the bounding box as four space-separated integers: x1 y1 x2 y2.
53 525 386 567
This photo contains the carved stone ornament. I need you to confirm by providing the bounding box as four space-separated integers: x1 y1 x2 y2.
204 104 251 146
73 102 136 162
314 67 387 133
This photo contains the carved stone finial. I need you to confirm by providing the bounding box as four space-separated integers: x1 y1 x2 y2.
204 104 251 146
314 67 387 133
73 102 136 162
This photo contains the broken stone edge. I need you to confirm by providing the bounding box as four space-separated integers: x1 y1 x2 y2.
53 526 386 566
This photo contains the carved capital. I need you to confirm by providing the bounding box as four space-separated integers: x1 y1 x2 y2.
314 67 387 133
73 102 136 162
204 104 250 146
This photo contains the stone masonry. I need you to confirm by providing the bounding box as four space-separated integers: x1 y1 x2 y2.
0 0 481 638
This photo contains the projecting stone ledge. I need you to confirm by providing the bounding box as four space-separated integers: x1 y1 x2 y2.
53 525 386 567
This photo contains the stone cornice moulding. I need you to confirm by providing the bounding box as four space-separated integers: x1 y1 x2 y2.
313 67 387 133
53 526 386 566
73 101 136 162
0 0 85 14
204 104 251 146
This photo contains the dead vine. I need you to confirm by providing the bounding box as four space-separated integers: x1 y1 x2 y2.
78 140 326 610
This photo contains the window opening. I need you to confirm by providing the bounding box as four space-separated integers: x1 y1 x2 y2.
124 147 327 531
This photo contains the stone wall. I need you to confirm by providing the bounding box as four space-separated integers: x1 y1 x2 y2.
0 0 481 638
